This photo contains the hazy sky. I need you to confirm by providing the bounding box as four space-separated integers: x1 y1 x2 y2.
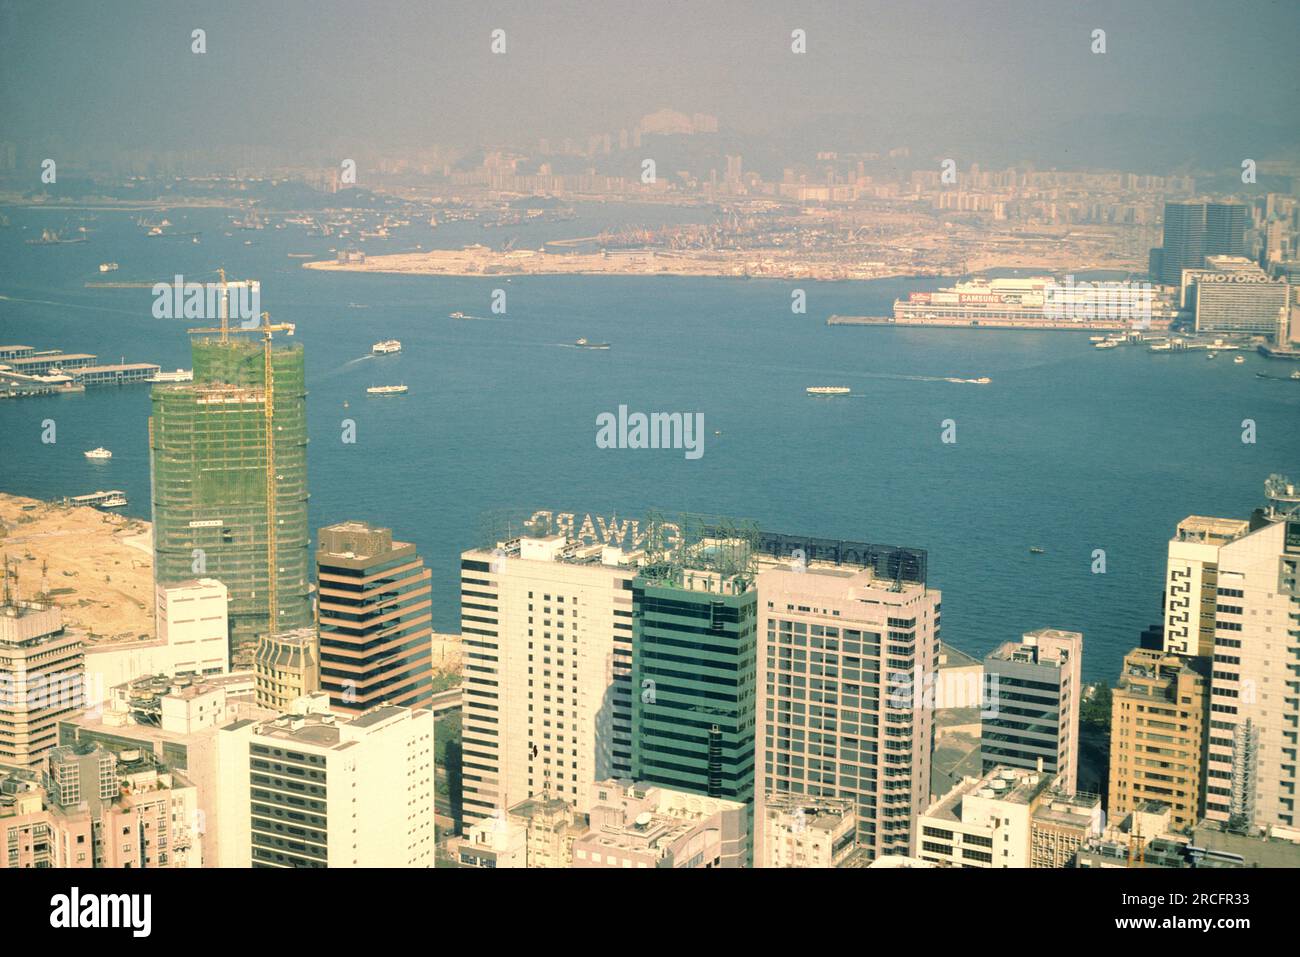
2 0 1298 168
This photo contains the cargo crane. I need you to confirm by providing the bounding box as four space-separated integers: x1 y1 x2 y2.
186 268 295 636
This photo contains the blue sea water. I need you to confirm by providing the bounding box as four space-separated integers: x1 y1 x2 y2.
1 205 1297 681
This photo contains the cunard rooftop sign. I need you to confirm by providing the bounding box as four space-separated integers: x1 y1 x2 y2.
524 510 683 550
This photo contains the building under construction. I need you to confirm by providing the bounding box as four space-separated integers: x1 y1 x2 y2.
149 283 311 668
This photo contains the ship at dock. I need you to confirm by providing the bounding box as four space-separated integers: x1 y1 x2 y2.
823 276 1176 331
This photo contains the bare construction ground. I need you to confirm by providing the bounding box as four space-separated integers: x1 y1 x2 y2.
0 492 154 643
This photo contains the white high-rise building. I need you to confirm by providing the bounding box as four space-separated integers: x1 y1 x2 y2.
459 535 639 824
1164 516 1251 657
214 693 435 867
1204 476 1300 831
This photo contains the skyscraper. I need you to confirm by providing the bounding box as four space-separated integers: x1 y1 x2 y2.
150 333 311 666
457 534 638 825
980 628 1083 793
631 543 758 807
1201 475 1300 830
754 538 938 863
317 521 434 714
1158 200 1248 286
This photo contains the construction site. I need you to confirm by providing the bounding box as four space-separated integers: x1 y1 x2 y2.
148 274 312 667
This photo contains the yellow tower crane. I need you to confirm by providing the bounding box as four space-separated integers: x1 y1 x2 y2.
186 270 295 637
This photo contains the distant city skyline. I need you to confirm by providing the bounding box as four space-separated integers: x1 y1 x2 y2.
2 0 1298 170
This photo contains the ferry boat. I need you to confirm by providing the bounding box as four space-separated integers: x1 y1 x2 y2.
69 490 127 509
98 262 119 273
575 338 610 350
151 369 193 383
83 447 112 460
366 384 408 396
371 339 402 355
806 386 851 396
1094 339 1120 349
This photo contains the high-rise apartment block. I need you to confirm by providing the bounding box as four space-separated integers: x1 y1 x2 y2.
754 539 938 862
215 694 435 867
317 521 434 714
981 628 1083 792
1109 647 1208 830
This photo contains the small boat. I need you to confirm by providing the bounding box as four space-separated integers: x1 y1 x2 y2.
575 338 611 350
367 384 408 396
1029 546 1045 555
1207 352 1217 359
449 311 467 319
84 447 112 460
1233 355 1245 364
371 339 402 355
806 386 851 396
98 262 119 273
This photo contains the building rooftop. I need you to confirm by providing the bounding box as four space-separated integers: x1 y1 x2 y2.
1173 515 1250 544
926 766 1053 823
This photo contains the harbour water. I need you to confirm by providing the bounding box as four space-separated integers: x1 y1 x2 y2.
2 205 1298 680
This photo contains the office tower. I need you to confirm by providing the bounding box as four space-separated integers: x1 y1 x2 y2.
1205 201 1249 259
759 794 858 867
253 627 320 711
754 538 938 863
1108 647 1208 831
215 694 435 867
458 535 638 825
1159 200 1248 286
1201 475 1300 830
150 330 311 667
917 766 1047 868
631 541 757 808
317 520 434 714
1163 516 1251 657
0 586 84 769
980 628 1083 792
